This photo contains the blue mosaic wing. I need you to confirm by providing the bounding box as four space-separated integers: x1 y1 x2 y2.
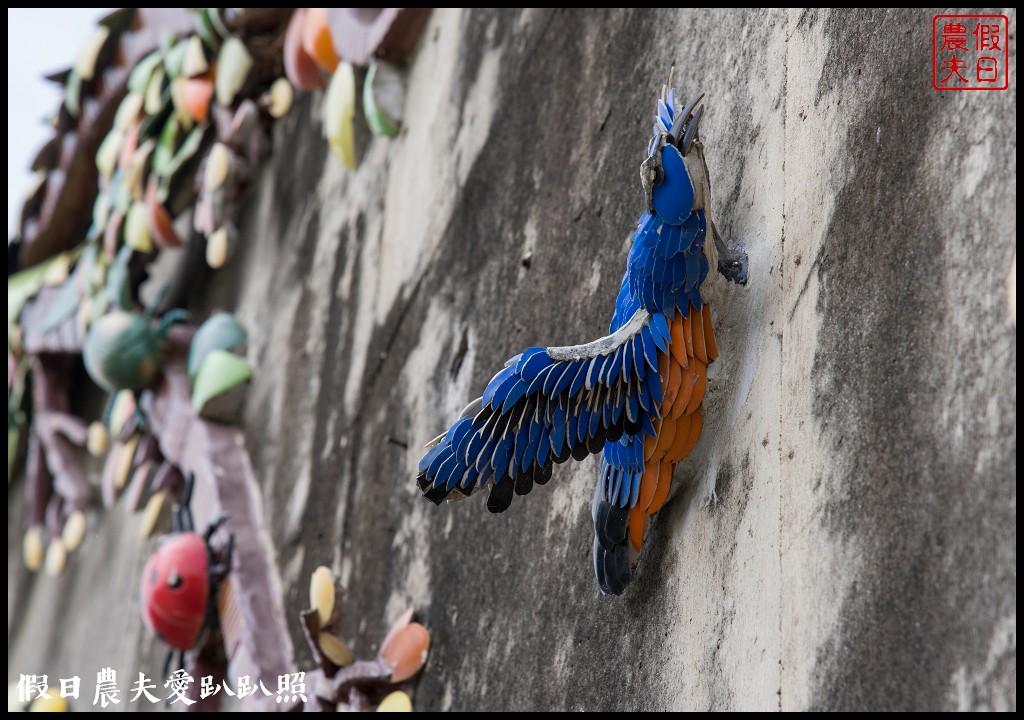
415 308 668 512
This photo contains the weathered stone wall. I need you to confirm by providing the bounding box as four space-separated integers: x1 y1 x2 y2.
8 8 1016 711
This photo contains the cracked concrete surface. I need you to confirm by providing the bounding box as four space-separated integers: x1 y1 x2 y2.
8 8 1016 711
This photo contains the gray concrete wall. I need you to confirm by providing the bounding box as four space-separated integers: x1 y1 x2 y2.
9 8 1016 711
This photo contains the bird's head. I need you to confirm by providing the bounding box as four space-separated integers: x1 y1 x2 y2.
640 76 709 225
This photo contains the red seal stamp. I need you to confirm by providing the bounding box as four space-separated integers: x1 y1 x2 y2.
933 15 1010 90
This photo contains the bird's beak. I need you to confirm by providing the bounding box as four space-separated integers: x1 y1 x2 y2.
669 93 706 155
681 105 705 155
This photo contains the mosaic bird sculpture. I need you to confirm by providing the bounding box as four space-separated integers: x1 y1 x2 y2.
417 77 748 595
